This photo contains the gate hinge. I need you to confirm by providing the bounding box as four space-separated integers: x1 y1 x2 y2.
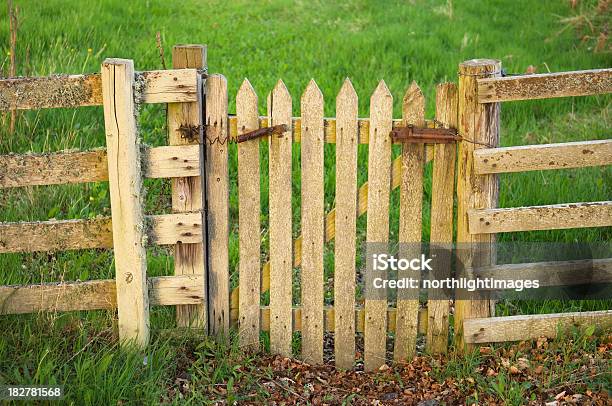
390 124 460 144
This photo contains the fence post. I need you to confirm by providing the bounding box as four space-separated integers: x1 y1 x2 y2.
168 45 208 330
101 58 149 347
455 59 501 350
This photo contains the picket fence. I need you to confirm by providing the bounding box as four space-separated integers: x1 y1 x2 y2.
0 44 610 371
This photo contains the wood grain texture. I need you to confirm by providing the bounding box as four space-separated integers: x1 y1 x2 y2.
0 145 200 188
364 81 393 371
268 80 293 357
473 139 612 174
333 79 358 370
477 68 612 103
299 80 325 364
169 45 208 329
474 258 612 287
0 213 202 254
426 83 458 354
205 74 230 337
394 82 425 361
0 69 199 111
237 79 261 350
101 58 149 347
464 311 612 344
468 201 612 234
455 59 501 350
0 275 205 315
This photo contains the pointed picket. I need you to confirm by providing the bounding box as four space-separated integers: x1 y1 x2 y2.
299 79 325 364
268 80 293 357
426 83 458 354
333 78 359 369
364 80 393 371
394 81 426 361
237 79 261 350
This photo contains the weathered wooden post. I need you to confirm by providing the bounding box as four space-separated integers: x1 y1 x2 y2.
101 58 150 347
455 59 501 350
168 45 208 330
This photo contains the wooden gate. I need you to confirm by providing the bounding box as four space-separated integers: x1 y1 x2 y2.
1 44 610 370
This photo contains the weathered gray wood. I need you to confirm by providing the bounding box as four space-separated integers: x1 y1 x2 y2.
205 74 230 337
0 275 205 315
455 59 501 349
394 81 425 362
237 79 261 350
364 81 393 371
268 80 293 357
469 201 612 234
477 68 612 103
0 145 200 188
464 311 612 343
426 83 458 354
0 69 199 111
0 213 202 254
333 79 358 370
474 258 612 287
300 80 325 364
473 139 612 174
101 58 149 347
168 44 208 329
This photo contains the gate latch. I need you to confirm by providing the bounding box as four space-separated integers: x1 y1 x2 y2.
390 125 460 144
237 124 288 143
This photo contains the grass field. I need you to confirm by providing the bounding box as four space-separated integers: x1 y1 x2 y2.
0 0 610 404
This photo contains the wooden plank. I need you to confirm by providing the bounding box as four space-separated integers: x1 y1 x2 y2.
0 213 202 253
0 275 205 315
300 80 325 364
0 149 108 187
469 201 612 234
477 68 612 103
101 58 149 347
474 258 612 287
0 145 200 188
143 145 201 179
455 59 501 349
0 69 199 111
426 83 458 354
205 74 230 336
473 139 612 175
364 80 393 371
237 79 261 350
333 79 358 370
268 80 293 357
394 82 425 362
168 44 208 329
0 217 113 253
464 311 612 344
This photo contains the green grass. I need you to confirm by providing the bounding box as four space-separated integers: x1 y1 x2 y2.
0 0 610 403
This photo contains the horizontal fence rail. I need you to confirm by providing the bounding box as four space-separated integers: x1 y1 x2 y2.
468 201 612 234
0 212 202 253
464 311 612 344
477 68 612 103
0 275 204 315
0 145 200 188
473 139 612 174
0 69 199 110
474 258 612 287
